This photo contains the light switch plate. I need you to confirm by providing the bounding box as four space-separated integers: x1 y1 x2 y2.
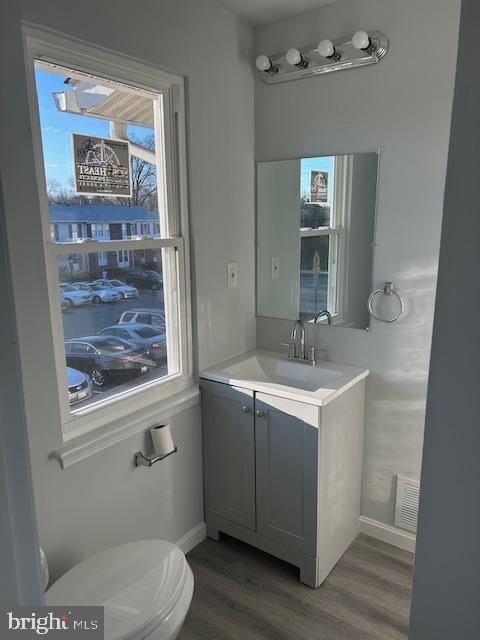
227 262 238 288
271 256 280 280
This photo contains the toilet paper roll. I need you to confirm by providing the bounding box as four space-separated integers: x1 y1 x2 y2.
150 424 175 457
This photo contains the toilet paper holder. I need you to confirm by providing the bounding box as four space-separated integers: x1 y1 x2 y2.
134 447 178 468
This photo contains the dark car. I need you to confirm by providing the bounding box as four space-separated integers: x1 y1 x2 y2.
64 336 155 387
98 323 167 363
125 269 163 290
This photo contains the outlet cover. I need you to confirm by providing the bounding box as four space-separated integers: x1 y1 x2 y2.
227 262 238 288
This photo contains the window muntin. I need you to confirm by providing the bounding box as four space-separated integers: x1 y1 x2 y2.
33 59 189 430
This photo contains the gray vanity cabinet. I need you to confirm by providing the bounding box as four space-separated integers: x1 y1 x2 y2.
255 393 317 557
201 377 365 588
201 381 256 530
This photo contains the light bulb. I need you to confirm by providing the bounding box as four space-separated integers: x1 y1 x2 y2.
256 55 272 72
286 48 302 66
318 39 335 58
352 30 371 51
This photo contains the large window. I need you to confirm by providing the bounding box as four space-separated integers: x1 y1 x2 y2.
30 52 191 435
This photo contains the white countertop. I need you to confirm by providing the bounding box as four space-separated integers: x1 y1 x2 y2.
200 349 369 407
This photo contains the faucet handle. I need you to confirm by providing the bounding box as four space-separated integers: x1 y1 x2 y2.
281 342 296 359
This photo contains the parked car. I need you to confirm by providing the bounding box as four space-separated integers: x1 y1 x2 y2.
94 278 139 299
117 308 166 331
98 323 167 362
125 269 163 290
67 367 93 405
59 283 92 308
74 282 120 304
64 336 155 387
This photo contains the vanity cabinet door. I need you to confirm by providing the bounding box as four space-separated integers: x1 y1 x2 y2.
201 380 256 531
255 392 318 556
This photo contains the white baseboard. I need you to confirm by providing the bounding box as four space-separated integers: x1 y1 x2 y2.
176 518 414 557
176 521 206 554
359 516 416 553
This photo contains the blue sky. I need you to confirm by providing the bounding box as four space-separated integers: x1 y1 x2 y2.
300 156 334 207
34 67 152 188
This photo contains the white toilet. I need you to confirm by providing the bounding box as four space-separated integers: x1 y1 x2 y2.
40 541 194 640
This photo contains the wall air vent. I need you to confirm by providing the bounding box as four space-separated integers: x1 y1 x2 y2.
394 475 420 533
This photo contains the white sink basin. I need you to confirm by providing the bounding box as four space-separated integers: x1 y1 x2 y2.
200 350 368 406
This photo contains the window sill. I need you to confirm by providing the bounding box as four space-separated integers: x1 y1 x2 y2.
54 385 200 469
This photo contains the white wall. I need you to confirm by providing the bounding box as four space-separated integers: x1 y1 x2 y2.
255 0 461 527
257 159 300 319
0 0 255 580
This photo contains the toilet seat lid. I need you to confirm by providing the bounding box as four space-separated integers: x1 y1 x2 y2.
46 540 191 640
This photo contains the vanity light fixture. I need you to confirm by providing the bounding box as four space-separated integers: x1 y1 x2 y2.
256 30 388 84
286 48 309 68
317 39 342 62
255 54 279 75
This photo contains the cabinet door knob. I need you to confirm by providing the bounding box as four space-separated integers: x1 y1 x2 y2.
241 405 250 413
256 410 265 418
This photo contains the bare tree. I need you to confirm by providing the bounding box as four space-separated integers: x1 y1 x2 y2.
46 176 77 204
116 134 157 211
46 177 60 201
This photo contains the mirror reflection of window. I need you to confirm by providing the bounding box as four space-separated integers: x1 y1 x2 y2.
257 153 378 330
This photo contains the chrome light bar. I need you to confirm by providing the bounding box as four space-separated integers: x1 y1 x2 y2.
256 31 388 85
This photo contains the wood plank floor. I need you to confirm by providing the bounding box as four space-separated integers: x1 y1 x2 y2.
178 533 413 640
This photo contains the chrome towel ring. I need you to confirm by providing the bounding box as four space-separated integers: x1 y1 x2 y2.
367 281 404 323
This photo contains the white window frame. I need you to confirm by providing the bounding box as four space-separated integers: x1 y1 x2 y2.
24 28 194 442
300 155 351 324
117 249 129 266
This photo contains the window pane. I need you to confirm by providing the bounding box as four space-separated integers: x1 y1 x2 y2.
59 248 178 413
34 63 165 239
300 157 334 229
300 236 329 317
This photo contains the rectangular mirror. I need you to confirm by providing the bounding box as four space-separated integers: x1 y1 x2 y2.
256 152 378 330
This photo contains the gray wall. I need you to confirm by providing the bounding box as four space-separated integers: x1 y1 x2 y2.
255 0 461 527
0 179 43 603
1 0 255 580
344 153 378 329
0 2 44 601
410 0 480 636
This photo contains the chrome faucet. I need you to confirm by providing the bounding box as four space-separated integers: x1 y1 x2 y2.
313 309 332 325
283 319 317 365
290 319 305 360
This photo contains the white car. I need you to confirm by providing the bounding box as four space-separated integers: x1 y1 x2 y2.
94 279 139 299
74 282 121 304
117 308 165 331
59 283 92 307
67 367 93 405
